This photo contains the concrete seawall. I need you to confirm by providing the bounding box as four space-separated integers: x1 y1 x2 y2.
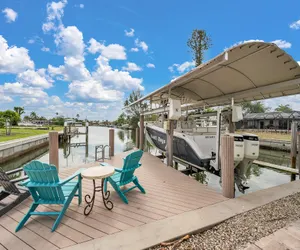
0 132 64 164
260 139 291 152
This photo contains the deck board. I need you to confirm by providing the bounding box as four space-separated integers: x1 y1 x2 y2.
0 151 227 249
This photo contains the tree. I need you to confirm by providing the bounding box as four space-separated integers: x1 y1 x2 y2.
275 104 293 112
241 101 270 114
187 29 212 67
23 115 30 121
30 111 38 120
76 114 80 119
0 110 21 125
52 116 65 126
14 107 25 116
124 90 147 129
115 113 126 126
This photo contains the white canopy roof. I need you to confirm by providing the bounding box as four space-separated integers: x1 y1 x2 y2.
130 42 300 109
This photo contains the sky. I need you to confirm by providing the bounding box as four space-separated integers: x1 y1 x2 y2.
0 0 300 121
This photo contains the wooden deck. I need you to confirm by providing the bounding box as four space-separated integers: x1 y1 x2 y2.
0 151 227 250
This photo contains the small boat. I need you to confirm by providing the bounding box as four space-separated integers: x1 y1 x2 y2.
143 108 259 193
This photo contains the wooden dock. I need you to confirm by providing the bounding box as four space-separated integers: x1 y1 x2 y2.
0 151 227 250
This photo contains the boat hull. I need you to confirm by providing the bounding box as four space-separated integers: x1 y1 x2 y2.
145 126 212 168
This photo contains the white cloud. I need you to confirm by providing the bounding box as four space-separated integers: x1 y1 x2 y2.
22 97 48 107
0 86 13 103
168 61 195 73
88 38 126 60
298 61 300 65
41 46 50 52
93 56 144 91
46 0 67 21
3 82 48 99
1 96 13 103
28 39 35 44
79 4 84 8
125 28 135 37
17 69 53 89
290 20 300 30
134 38 148 52
146 63 155 68
42 22 56 33
0 35 34 74
122 62 142 72
229 39 264 48
130 47 139 52
228 39 292 50
42 0 67 33
55 26 85 58
66 79 124 102
2 8 18 23
48 56 90 81
271 39 292 49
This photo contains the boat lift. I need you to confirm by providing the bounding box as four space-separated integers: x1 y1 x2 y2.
126 41 300 198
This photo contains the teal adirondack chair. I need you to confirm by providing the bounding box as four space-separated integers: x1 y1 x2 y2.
101 150 145 204
15 161 82 232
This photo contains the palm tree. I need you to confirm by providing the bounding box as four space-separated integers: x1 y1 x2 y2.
30 111 38 120
14 107 25 116
76 114 80 119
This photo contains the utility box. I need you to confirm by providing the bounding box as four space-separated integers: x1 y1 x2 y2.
232 105 243 122
169 98 181 120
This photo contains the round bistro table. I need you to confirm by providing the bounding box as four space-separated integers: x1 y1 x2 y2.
81 166 115 215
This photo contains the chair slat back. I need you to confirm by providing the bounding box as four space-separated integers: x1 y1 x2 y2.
0 168 20 195
120 150 143 184
24 161 65 202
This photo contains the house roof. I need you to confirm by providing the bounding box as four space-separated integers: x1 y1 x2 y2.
129 42 300 110
244 111 300 120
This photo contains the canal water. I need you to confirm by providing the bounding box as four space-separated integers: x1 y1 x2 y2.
0 126 295 196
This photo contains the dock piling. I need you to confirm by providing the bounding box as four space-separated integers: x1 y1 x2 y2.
109 129 114 157
49 131 59 172
291 121 297 169
297 134 300 179
221 135 235 198
135 127 140 149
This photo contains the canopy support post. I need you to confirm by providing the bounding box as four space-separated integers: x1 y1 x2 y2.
166 120 174 167
139 115 144 150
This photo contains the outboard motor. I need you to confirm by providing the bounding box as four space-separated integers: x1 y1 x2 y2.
230 134 244 167
235 133 259 193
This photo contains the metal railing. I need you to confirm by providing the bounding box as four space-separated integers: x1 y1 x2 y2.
95 145 111 162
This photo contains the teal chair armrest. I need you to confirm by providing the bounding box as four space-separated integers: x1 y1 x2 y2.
59 168 84 186
19 179 30 186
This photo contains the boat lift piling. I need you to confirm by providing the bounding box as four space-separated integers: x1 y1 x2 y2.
135 127 140 148
49 131 59 172
109 128 114 157
221 135 235 198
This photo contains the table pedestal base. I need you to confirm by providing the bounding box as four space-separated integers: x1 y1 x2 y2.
84 179 113 216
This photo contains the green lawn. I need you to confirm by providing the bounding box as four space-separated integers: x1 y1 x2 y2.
236 131 291 141
0 127 63 143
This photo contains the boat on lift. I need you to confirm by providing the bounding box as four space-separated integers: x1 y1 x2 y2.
129 41 300 192
143 101 259 192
